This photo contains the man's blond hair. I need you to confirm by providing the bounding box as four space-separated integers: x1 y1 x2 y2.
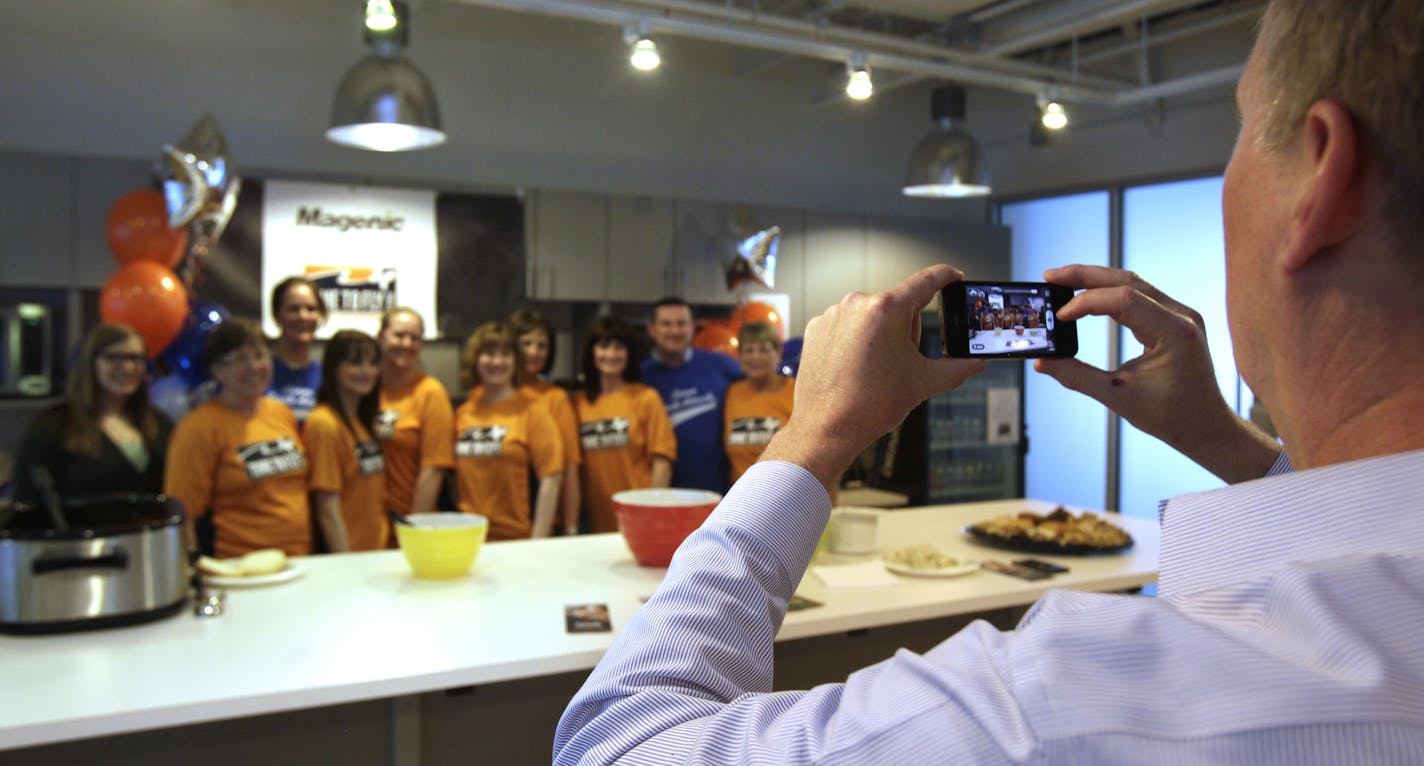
1258 0 1424 243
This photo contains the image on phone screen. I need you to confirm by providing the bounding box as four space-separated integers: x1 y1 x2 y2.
939 281 1078 359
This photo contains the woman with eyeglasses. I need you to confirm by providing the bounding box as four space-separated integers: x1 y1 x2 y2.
12 323 173 506
165 318 312 558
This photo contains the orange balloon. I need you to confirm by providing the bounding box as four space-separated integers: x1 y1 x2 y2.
107 189 188 268
732 301 784 338
693 320 739 357
100 261 189 358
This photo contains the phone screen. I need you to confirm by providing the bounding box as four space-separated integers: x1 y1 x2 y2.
939 281 1078 359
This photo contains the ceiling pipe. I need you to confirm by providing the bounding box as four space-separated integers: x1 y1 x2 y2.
1075 4 1262 65
446 0 1241 106
980 0 1204 57
600 0 1131 90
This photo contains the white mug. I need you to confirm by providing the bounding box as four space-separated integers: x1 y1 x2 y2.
827 509 879 555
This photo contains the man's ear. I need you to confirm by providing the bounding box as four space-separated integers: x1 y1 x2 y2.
1282 98 1364 271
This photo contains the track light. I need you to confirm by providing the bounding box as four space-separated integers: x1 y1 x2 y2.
902 85 991 198
845 55 872 100
624 22 660 71
328 1 446 152
630 38 660 70
1037 88 1068 130
364 0 397 32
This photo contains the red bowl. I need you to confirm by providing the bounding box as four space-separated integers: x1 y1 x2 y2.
612 488 722 567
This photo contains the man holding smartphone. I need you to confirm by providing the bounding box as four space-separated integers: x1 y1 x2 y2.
557 2 1424 762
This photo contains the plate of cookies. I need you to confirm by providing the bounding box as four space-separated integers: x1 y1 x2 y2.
965 506 1133 555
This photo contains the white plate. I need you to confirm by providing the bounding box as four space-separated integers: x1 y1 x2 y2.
882 558 979 578
204 562 307 588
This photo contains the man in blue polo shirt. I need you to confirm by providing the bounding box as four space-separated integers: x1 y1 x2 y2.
639 297 743 494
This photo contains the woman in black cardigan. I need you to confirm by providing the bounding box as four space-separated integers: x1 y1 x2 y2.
12 323 172 504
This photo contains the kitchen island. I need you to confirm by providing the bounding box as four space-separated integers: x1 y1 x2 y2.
2 498 1159 765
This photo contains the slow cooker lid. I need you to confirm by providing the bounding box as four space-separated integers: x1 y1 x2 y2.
0 493 182 540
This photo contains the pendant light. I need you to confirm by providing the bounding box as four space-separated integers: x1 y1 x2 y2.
327 1 446 152
902 85 991 198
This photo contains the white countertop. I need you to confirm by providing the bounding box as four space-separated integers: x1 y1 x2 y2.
969 328 1050 354
0 498 1158 751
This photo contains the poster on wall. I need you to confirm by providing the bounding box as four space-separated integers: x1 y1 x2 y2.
262 180 438 339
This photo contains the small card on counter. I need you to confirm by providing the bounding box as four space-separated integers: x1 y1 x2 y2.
981 560 1053 581
787 595 824 612
565 603 612 633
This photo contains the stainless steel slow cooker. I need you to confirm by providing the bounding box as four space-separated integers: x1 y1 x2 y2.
0 494 189 634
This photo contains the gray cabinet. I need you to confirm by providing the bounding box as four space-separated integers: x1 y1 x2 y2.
865 217 947 294
802 210 866 323
0 153 76 286
606 195 674 302
525 189 608 301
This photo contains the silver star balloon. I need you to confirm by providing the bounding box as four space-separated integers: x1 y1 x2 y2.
724 206 779 291
159 114 242 263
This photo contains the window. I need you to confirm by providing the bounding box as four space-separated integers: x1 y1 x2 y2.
1001 192 1110 511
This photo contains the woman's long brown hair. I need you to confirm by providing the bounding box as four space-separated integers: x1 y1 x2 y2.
63 323 161 456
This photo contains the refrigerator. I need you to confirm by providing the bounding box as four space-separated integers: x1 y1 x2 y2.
862 314 1026 506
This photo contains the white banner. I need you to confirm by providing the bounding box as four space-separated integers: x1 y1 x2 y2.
262 180 438 339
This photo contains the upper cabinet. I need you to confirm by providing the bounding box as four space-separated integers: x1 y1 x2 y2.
525 189 608 301
525 189 1010 335
606 195 675 303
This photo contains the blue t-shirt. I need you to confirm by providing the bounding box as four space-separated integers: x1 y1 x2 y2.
266 357 321 423
639 348 743 494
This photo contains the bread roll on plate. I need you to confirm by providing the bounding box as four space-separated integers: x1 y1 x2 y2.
196 549 288 578
239 549 288 576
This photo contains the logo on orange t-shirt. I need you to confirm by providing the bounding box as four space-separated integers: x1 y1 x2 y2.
375 409 399 441
456 425 508 458
580 418 630 451
237 438 307 481
728 417 782 446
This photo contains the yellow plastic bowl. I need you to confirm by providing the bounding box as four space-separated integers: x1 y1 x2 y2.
395 513 489 579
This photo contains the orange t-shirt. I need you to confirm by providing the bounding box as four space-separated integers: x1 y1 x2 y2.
723 376 796 485
453 390 564 541
303 403 389 551
377 374 454 514
164 397 311 558
521 379 582 470
573 384 677 533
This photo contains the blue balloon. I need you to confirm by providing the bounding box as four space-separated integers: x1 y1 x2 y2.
162 299 229 385
149 374 193 423
779 336 803 377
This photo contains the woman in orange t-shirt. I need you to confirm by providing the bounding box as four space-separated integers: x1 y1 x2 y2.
723 321 796 486
453 322 564 541
165 318 311 558
572 316 676 533
376 308 453 517
509 309 583 537
303 330 387 552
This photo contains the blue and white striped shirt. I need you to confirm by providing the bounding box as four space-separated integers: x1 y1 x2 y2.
555 452 1424 764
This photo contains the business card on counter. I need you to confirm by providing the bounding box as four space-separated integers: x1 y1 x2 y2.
787 595 824 612
980 560 1053 581
565 603 613 633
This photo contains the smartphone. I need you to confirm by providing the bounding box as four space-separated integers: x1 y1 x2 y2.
939 281 1078 358
980 560 1053 581
1013 558 1070 574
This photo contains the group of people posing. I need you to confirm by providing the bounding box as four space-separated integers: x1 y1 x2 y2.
11 277 795 559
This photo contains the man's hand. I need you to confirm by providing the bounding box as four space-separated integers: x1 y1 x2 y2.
1035 264 1281 483
760 265 986 490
